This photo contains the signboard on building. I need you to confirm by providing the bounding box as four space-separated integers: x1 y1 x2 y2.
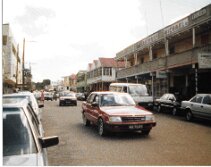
164 18 189 36
156 71 167 79
198 53 211 69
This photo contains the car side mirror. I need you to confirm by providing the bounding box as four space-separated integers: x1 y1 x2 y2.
39 136 59 148
91 102 99 107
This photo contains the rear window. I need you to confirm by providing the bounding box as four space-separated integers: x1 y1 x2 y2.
3 107 37 156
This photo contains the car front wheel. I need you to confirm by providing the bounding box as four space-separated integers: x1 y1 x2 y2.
98 118 106 136
186 110 193 121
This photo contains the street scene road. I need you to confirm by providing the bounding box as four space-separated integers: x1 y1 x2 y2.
41 100 211 166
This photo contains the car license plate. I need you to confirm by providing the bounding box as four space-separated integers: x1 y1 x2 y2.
129 125 143 129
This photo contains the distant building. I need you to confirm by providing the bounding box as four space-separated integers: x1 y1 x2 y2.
3 24 22 93
86 57 125 92
115 4 211 99
76 70 87 92
63 76 70 90
69 74 77 92
62 74 77 91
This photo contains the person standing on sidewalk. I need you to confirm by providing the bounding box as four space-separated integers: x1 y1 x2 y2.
40 90 45 104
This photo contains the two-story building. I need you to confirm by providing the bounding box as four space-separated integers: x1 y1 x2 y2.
63 75 71 90
115 4 211 99
3 24 22 93
76 70 87 92
62 74 77 91
86 57 125 92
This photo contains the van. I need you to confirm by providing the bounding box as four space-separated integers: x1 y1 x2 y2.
109 83 153 109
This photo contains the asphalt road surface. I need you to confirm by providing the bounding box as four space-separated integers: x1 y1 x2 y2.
41 100 211 166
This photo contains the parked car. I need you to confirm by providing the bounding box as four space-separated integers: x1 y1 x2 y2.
59 92 77 106
3 92 44 118
181 94 211 121
3 98 59 166
82 91 156 136
109 83 153 109
44 92 53 101
33 91 41 100
76 93 86 101
154 93 182 115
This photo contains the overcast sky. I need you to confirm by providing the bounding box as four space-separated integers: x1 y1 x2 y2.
3 0 211 82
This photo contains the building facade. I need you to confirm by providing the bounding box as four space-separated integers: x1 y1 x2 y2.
86 57 125 92
62 74 77 91
76 70 87 92
69 74 77 91
115 4 211 99
3 24 22 93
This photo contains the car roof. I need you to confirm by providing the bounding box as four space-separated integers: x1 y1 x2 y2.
110 83 145 86
91 91 128 95
4 93 32 97
3 98 29 108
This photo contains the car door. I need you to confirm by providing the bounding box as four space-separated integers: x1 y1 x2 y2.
25 105 47 165
201 95 211 119
85 94 96 122
90 95 100 124
166 94 175 109
190 95 203 116
160 94 169 108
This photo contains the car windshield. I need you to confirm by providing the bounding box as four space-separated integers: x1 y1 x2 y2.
3 107 37 156
100 94 135 106
65 93 75 97
128 85 148 96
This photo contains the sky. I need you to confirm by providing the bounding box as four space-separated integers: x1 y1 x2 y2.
3 0 211 82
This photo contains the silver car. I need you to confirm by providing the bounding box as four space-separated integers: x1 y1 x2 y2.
3 98 59 165
3 92 44 120
181 94 211 121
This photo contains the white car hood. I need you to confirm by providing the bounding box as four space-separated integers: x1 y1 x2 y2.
3 154 40 166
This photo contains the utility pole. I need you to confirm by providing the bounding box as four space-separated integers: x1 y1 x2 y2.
16 44 19 88
22 38 25 90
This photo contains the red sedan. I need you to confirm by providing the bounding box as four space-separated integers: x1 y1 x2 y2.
82 91 156 136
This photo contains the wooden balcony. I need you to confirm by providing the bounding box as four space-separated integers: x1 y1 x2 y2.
116 45 210 79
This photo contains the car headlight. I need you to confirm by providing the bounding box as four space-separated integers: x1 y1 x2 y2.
145 115 155 121
109 116 122 123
